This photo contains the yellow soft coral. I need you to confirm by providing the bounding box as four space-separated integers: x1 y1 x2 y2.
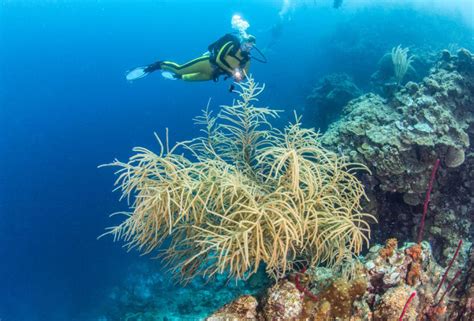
101 77 376 283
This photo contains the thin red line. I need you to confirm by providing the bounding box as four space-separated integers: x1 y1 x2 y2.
433 239 463 300
417 158 440 244
399 291 416 321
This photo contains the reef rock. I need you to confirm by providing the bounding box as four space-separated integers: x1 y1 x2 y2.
322 49 474 259
205 236 470 320
447 244 474 320
314 278 367 320
305 73 362 130
261 280 304 320
370 47 439 96
206 295 258 321
373 284 419 321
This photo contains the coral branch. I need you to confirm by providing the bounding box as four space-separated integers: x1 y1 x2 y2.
391 45 415 85
436 269 461 306
103 76 374 283
417 158 440 244
399 291 416 321
302 287 318 301
294 267 318 302
433 239 463 300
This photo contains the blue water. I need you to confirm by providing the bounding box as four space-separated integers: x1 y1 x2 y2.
1 1 472 320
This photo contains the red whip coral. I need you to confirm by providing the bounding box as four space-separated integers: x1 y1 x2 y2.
294 267 318 302
399 291 417 321
433 239 463 301
417 158 440 244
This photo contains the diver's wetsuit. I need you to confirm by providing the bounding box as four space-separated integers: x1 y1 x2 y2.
145 34 251 82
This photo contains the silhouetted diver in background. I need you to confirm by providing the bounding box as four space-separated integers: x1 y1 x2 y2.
266 0 343 50
333 0 343 9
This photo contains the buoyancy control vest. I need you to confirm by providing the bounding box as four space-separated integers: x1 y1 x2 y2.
208 33 250 67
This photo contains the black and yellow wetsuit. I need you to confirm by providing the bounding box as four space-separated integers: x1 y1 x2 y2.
145 34 251 82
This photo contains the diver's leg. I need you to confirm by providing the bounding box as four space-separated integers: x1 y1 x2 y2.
127 56 212 81
161 57 214 81
181 72 214 82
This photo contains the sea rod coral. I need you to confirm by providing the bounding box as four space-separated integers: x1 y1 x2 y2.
101 77 375 283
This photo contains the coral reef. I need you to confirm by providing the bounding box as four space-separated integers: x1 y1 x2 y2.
205 237 468 320
367 238 473 321
322 49 474 261
315 278 367 319
364 241 444 312
101 49 474 320
447 244 474 320
318 7 472 86
103 77 374 283
373 285 418 321
370 46 437 97
305 73 362 130
261 280 303 320
206 295 258 321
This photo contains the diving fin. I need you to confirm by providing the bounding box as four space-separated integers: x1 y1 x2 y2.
161 71 179 80
125 66 149 81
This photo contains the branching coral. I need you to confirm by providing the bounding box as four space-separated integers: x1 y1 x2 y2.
391 45 415 85
101 77 375 283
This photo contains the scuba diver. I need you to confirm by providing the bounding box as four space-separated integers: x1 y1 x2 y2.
266 18 285 51
126 34 256 83
266 0 343 52
126 15 266 85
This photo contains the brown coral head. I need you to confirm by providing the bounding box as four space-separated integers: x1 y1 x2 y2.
379 238 398 259
318 278 368 319
406 244 422 262
386 238 398 249
406 262 421 286
426 304 447 320
349 278 368 299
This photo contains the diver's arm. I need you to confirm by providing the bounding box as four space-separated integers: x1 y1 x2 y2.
216 42 236 75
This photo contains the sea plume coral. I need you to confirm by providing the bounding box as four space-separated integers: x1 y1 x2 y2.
391 45 415 85
101 76 375 283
